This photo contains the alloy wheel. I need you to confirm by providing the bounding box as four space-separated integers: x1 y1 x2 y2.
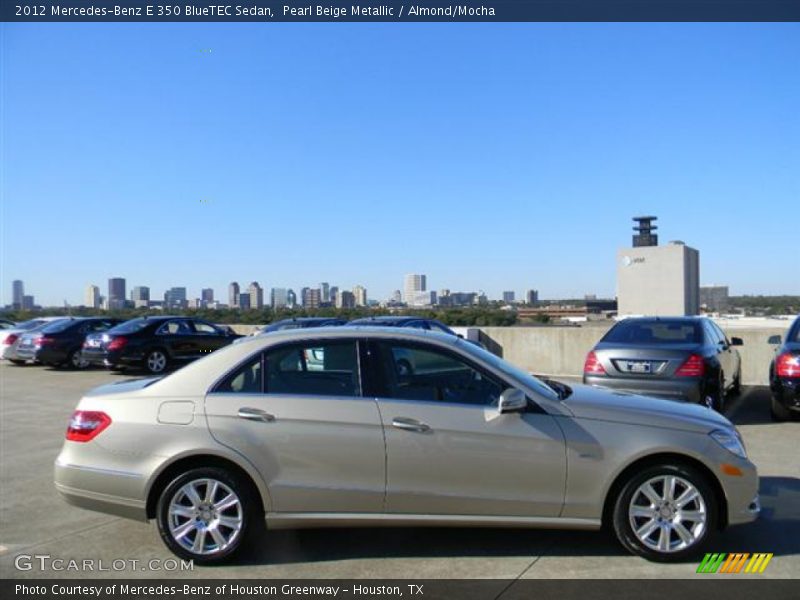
628 475 707 553
147 351 167 373
167 478 243 556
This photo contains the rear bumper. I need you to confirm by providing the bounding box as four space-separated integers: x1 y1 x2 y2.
583 375 702 404
82 349 143 368
773 379 800 411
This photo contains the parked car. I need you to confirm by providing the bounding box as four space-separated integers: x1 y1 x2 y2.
14 317 123 369
1 317 70 363
583 316 743 412
0 318 16 329
252 317 347 336
347 315 458 335
81 316 241 374
767 314 800 421
55 327 758 564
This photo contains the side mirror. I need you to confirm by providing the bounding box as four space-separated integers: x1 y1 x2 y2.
767 335 782 345
498 388 527 414
730 337 743 346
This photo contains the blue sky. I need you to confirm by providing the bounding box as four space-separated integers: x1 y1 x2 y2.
2 23 799 306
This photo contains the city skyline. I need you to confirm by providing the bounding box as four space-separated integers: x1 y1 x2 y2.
3 24 799 306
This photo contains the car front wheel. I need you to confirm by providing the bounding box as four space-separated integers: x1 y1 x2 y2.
145 349 169 374
156 467 262 564
612 464 717 561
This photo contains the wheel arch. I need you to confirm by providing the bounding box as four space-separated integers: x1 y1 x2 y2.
601 452 728 531
145 454 267 520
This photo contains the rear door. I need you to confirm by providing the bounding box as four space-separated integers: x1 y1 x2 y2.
367 340 566 517
156 319 196 361
190 320 230 355
205 338 385 513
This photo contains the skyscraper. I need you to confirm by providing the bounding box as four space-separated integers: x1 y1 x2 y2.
271 288 288 309
201 288 214 306
228 282 240 308
287 289 297 308
131 286 150 308
329 286 339 307
525 290 539 304
303 288 321 309
85 285 100 309
108 278 126 310
404 274 427 305
164 287 187 309
247 282 264 310
337 290 355 309
353 285 367 307
12 280 24 309
320 282 330 304
502 291 516 304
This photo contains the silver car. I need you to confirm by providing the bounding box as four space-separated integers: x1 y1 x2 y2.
55 327 759 564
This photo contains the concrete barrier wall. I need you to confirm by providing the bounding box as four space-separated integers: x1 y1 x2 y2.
478 324 790 386
226 322 791 386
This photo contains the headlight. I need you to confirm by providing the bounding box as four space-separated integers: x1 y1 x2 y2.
709 428 747 459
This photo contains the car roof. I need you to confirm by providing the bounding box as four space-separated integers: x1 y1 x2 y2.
348 316 430 325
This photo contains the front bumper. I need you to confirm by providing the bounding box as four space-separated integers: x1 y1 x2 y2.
583 375 702 404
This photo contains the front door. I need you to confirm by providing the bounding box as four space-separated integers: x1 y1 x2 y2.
205 339 385 513
368 340 566 517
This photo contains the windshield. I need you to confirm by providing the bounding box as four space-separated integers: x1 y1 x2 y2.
41 319 77 334
109 318 152 334
457 341 560 402
602 319 702 345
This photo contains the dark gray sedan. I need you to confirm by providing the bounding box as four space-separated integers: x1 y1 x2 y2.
583 317 742 412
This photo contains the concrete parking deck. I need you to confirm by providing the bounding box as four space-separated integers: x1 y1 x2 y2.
0 363 797 579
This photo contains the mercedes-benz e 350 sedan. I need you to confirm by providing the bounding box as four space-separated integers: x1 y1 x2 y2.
55 328 759 564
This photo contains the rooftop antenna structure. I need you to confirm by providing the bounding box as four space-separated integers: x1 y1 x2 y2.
632 215 658 247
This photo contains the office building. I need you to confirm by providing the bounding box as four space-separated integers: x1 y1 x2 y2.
353 285 367 307
164 287 187 309
617 217 700 316
108 277 126 310
328 286 339 307
237 293 251 310
85 285 100 309
131 286 150 309
287 289 297 308
271 288 288 309
247 282 264 310
12 280 24 309
201 288 214 306
525 290 539 304
22 295 35 310
337 290 355 309
303 288 321 309
320 282 330 304
502 291 515 304
699 286 730 312
404 274 427 304
228 282 240 308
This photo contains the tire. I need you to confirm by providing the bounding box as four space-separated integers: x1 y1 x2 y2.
731 370 741 396
770 396 791 422
144 349 169 374
156 467 263 565
703 374 724 413
66 349 89 370
9 359 27 366
612 463 717 562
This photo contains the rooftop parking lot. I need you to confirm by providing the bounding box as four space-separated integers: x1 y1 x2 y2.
0 362 797 579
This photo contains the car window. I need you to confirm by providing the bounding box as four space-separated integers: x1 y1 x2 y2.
40 319 74 334
159 320 192 335
265 340 360 397
215 354 263 394
376 342 503 406
193 321 220 334
428 321 455 335
110 319 151 334
602 320 702 345
711 322 730 346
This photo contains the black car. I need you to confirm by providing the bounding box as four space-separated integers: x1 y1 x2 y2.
346 316 458 335
768 315 800 421
583 316 743 412
82 316 241 374
15 317 123 369
256 317 347 335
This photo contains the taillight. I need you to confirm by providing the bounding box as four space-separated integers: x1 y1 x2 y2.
107 337 127 351
36 336 55 347
66 410 111 442
3 334 18 345
583 351 606 375
776 353 800 378
676 354 705 377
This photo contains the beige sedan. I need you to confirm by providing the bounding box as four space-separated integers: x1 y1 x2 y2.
54 327 759 564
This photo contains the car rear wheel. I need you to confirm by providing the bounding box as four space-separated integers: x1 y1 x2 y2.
67 349 89 370
612 464 717 562
770 396 791 422
145 349 169 374
704 374 724 413
156 467 262 564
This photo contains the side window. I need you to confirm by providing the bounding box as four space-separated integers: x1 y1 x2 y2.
713 323 730 346
215 354 263 394
193 321 220 334
159 320 192 335
265 340 360 397
703 321 722 346
377 342 503 406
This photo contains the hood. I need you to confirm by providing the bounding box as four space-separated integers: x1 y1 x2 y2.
84 377 162 397
562 383 733 433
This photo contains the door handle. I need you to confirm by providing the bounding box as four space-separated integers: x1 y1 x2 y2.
391 417 430 433
238 407 275 422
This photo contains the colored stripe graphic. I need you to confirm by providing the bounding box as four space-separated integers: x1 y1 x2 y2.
697 553 726 573
745 553 774 573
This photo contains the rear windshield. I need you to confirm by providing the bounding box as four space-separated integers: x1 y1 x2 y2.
109 319 153 334
41 320 78 333
15 319 48 330
602 320 702 345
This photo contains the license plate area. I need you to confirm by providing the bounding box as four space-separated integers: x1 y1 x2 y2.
626 360 652 374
